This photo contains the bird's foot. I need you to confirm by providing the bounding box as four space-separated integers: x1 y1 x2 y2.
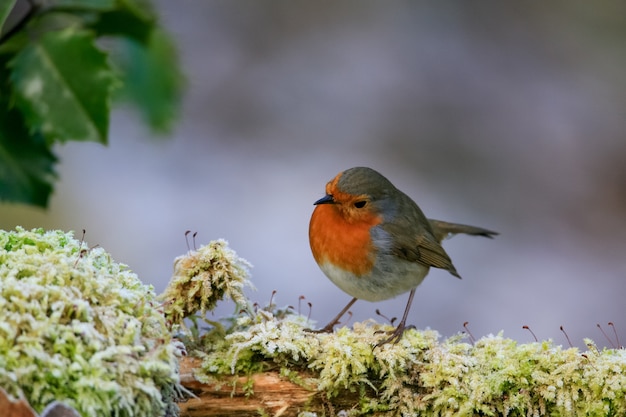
304 321 338 334
374 322 415 347
305 298 357 334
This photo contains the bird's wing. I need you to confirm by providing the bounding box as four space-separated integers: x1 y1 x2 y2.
382 211 461 278
394 231 460 278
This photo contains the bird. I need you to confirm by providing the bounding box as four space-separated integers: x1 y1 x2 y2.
308 166 497 345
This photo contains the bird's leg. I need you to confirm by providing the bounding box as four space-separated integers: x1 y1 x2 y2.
306 297 358 333
375 288 416 346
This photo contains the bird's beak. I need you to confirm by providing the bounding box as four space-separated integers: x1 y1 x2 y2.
313 194 335 205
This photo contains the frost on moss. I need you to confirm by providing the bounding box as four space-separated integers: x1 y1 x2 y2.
0 227 183 417
194 303 626 416
160 239 254 327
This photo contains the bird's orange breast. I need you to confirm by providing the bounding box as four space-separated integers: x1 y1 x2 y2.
309 204 382 276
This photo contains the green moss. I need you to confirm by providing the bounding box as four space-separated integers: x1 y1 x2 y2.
160 239 253 327
193 302 626 416
0 227 183 417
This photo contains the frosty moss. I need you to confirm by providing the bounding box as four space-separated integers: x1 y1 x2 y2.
0 227 183 417
160 239 254 326
194 305 626 416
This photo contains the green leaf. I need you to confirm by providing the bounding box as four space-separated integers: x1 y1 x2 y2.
116 0 157 23
87 0 156 43
89 9 154 43
9 27 118 144
116 28 183 133
0 0 17 36
1 11 83 56
51 0 117 10
0 103 57 207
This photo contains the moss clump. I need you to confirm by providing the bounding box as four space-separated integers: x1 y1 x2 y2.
193 304 626 416
160 239 253 327
0 227 183 416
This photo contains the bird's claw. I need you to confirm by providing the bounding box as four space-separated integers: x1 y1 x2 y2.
304 324 336 334
374 323 416 347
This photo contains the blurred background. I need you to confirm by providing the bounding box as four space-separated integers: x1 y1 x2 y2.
2 1 625 348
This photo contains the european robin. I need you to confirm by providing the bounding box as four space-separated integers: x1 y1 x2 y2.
308 167 497 345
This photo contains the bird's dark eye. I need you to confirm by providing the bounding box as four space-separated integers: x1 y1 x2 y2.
354 200 367 208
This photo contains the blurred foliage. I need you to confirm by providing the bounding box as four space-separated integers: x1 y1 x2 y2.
0 0 184 208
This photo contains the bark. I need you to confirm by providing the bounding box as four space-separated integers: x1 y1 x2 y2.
177 357 359 416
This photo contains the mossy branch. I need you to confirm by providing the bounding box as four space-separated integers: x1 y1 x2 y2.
177 313 626 416
160 241 626 416
2 229 624 417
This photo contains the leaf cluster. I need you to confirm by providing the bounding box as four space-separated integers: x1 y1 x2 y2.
0 0 183 207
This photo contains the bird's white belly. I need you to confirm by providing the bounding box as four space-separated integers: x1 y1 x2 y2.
319 260 429 302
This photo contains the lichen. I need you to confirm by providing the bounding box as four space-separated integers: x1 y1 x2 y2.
0 227 184 417
193 300 626 416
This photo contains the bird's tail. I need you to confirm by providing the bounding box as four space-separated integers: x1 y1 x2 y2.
428 219 498 243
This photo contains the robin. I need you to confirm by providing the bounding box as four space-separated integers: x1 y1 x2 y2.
308 166 497 345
